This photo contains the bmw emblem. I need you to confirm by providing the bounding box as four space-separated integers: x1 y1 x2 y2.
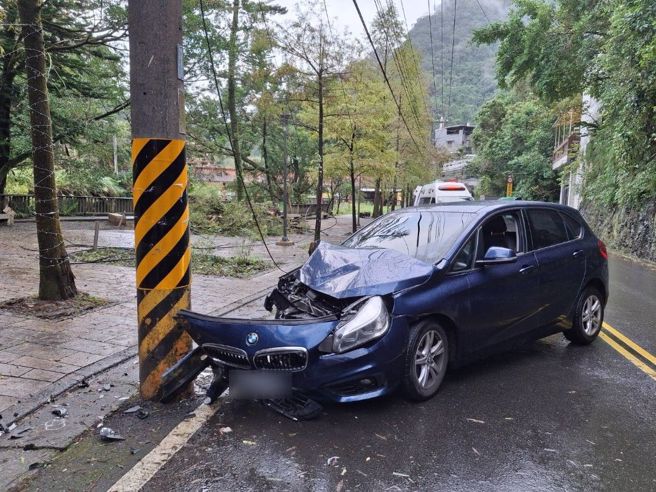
246 332 259 346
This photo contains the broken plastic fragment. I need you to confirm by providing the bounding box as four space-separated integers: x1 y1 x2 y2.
123 406 141 414
99 427 125 441
52 407 68 418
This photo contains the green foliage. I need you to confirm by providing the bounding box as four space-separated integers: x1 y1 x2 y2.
188 181 282 238
474 0 656 207
470 89 559 200
71 247 268 278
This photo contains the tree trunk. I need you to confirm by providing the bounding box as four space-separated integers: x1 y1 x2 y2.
18 0 77 300
227 0 244 201
373 177 382 218
313 70 324 245
349 149 356 233
261 118 277 208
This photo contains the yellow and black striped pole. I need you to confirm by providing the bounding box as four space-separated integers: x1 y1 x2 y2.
132 139 191 399
128 0 190 399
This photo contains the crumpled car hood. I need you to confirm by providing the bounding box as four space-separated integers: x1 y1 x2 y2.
299 242 434 299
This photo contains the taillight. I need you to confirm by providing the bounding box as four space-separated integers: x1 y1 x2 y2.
598 240 608 260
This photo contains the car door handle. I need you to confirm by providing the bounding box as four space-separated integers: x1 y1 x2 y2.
519 265 536 275
572 249 584 258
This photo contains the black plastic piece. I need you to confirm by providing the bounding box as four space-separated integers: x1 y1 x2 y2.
261 392 323 421
159 347 210 403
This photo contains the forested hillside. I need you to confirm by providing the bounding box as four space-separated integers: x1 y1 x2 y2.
408 0 509 125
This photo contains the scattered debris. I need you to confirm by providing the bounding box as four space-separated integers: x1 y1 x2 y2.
45 419 66 431
103 384 112 392
242 440 256 446
544 448 557 453
130 448 140 455
392 472 410 478
466 418 485 424
52 407 68 418
28 462 45 470
7 423 17 432
375 433 387 440
136 409 149 420
99 427 125 442
341 467 347 476
356 470 368 477
585 439 596 445
327 456 340 466
504 417 514 421
219 426 232 435
472 448 481 457
123 406 142 414
9 426 32 439
78 379 89 389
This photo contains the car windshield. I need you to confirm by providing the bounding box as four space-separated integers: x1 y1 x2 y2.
342 210 475 264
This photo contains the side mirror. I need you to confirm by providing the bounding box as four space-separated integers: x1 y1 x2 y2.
475 246 517 266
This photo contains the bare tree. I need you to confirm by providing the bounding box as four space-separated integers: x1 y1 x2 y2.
18 0 77 300
279 9 345 248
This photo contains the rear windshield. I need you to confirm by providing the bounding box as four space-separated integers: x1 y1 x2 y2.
342 211 475 264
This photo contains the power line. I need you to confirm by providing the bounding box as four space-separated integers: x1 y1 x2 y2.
475 0 491 23
394 0 432 124
198 0 285 273
352 0 426 158
446 0 457 123
440 0 445 115
372 0 426 134
426 0 439 122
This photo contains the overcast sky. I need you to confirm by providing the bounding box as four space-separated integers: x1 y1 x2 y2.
275 0 432 38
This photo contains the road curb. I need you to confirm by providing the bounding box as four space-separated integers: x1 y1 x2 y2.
2 284 276 428
2 346 137 428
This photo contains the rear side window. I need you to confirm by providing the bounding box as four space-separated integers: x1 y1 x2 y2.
527 209 568 250
561 213 583 240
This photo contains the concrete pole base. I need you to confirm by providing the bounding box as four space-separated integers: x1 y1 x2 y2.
276 239 295 246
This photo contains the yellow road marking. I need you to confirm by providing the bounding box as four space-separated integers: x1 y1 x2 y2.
602 322 656 366
599 332 656 381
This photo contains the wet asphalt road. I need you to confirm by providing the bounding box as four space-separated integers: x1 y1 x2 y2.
137 252 656 492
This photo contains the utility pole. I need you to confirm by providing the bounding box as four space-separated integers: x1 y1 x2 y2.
277 113 293 247
128 0 191 400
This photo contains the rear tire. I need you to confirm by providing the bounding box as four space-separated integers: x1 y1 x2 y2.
402 321 449 401
564 286 604 345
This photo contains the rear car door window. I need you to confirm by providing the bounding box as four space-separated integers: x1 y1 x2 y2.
561 213 583 240
527 209 568 250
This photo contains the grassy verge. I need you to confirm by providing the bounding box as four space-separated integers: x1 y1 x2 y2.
71 247 269 278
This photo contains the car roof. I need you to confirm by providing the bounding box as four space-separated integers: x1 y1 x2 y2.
394 200 580 216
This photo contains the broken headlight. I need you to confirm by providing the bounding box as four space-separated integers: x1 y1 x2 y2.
331 296 390 353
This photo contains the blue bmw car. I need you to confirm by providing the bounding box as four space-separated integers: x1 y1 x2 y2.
163 201 609 417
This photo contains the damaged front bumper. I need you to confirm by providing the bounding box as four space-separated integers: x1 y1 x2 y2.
160 310 409 404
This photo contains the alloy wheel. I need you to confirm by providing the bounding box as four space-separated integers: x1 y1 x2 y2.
582 294 602 335
414 329 445 390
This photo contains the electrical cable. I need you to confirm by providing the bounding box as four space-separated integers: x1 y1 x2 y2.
446 0 457 122
352 0 426 159
198 0 286 273
426 0 439 123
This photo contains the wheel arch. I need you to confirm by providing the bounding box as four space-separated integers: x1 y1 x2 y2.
584 278 607 305
413 313 460 364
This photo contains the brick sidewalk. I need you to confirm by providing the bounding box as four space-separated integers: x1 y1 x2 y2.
0 221 320 418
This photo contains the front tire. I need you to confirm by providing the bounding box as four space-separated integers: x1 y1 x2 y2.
402 321 449 401
564 287 604 345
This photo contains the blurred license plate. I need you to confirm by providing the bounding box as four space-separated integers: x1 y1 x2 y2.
229 370 292 399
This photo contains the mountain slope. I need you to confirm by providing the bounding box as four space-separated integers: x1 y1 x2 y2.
408 0 509 125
